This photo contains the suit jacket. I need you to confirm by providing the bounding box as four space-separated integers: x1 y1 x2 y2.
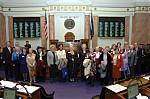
2 47 12 64
47 51 58 66
128 50 136 66
24 44 31 48
134 47 143 65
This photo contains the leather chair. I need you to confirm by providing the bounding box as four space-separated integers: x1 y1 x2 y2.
32 83 55 99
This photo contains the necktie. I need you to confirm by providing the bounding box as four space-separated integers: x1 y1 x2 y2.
52 52 56 65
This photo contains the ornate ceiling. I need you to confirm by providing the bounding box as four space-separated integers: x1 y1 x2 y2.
0 0 149 7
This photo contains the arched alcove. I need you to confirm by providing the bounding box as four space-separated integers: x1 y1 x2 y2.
64 32 75 42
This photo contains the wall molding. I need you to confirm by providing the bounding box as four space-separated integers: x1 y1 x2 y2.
49 5 88 11
135 6 150 13
1 5 136 16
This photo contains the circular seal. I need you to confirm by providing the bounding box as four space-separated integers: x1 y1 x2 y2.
64 19 75 29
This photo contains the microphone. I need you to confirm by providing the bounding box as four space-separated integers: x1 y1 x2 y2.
128 75 143 86
15 82 32 99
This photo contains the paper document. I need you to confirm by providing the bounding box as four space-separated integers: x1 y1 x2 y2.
0 80 16 88
0 80 40 94
106 84 127 93
143 76 150 80
17 85 40 94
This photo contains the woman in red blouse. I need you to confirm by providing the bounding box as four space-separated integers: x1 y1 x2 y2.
112 48 123 82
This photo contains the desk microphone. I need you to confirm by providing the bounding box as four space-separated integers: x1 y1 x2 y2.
15 82 32 99
128 76 143 86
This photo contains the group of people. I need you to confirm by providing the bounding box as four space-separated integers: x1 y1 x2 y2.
0 41 144 86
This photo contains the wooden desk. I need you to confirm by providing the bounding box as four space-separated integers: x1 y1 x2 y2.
103 77 150 99
0 81 40 99
0 87 40 99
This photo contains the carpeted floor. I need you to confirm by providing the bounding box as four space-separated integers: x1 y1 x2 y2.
38 81 102 99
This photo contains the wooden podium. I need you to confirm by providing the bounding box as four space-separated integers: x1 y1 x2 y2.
49 40 59 47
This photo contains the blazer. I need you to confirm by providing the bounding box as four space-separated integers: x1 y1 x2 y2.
47 51 58 66
128 50 136 66
78 50 87 63
134 47 143 65
2 47 12 64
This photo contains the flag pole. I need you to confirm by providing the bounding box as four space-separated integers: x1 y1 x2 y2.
89 10 94 48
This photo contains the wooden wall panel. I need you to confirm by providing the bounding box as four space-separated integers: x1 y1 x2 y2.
146 13 150 44
92 16 99 48
84 15 90 39
132 13 150 44
8 16 14 46
125 16 130 43
49 15 55 40
0 13 6 48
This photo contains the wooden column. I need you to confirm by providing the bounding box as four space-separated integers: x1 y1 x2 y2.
84 15 90 39
49 15 55 40
0 13 6 48
92 16 99 48
8 16 14 47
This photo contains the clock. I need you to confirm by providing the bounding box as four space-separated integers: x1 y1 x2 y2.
64 19 75 29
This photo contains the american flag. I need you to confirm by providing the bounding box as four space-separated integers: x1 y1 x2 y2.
44 10 48 39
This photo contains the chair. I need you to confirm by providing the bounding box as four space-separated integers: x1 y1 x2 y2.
32 83 55 99
91 95 100 99
3 87 16 99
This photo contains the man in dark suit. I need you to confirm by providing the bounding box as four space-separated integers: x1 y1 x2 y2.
134 43 144 76
2 41 12 80
24 41 31 48
24 41 31 53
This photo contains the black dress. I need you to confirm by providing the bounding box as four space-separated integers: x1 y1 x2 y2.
0 52 3 67
78 50 87 80
66 51 78 80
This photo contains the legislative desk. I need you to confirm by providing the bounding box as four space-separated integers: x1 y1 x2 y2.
0 81 40 99
103 76 150 99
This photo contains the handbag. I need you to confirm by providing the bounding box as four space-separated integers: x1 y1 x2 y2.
83 59 90 68
62 67 68 78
